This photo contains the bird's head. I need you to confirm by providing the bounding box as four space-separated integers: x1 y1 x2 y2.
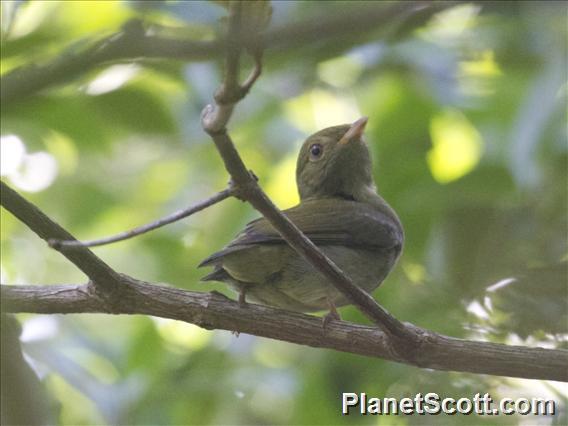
296 117 375 201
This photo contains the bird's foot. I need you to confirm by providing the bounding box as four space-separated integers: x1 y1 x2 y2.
322 299 341 329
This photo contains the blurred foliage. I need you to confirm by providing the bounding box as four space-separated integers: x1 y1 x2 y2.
1 1 567 425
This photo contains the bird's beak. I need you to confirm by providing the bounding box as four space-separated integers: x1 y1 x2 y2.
338 117 368 145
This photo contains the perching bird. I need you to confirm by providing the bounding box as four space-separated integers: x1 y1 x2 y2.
199 117 403 320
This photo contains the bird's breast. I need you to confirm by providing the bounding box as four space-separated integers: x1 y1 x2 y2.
246 244 399 312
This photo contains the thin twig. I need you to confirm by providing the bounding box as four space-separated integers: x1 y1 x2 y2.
218 1 243 103
48 186 234 249
240 51 263 96
203 2 246 133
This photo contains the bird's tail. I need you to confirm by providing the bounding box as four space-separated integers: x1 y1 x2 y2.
200 267 230 282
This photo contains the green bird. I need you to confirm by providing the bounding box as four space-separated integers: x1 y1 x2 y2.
199 117 403 319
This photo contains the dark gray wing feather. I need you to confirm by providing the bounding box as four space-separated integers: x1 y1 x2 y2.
199 198 403 268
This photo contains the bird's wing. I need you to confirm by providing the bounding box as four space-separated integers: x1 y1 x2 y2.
199 198 403 267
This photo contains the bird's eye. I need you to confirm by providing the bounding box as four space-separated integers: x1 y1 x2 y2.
309 143 323 161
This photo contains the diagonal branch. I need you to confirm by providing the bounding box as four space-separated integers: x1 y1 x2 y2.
2 282 567 382
0 180 122 296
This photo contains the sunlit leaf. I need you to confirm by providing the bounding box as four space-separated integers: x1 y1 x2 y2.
427 109 484 184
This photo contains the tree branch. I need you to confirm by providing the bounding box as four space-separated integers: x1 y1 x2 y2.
49 185 234 249
2 282 566 382
0 2 448 108
0 20 221 109
0 181 123 298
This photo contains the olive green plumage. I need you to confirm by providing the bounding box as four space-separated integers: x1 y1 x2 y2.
199 118 403 313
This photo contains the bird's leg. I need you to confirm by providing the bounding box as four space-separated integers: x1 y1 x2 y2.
231 284 250 337
237 283 250 307
322 298 341 328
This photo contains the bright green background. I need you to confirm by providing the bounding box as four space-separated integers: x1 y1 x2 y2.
1 1 566 425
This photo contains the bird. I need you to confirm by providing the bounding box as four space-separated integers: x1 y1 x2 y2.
199 117 403 321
